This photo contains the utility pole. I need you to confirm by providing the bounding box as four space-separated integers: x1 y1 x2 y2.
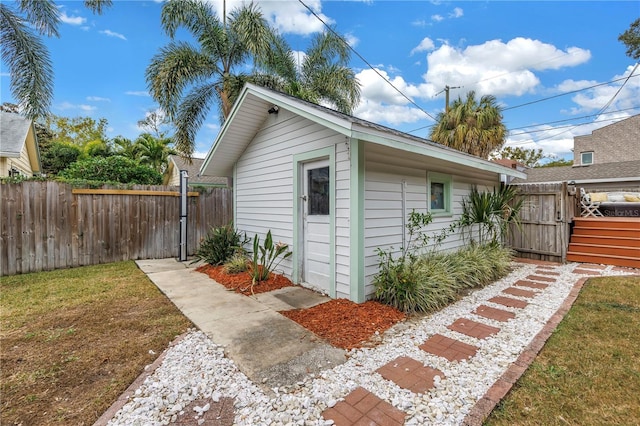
444 85 461 112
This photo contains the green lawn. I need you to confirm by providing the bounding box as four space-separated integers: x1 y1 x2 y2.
0 261 193 425
486 275 640 425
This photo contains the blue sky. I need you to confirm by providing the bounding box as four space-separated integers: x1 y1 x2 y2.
1 0 638 161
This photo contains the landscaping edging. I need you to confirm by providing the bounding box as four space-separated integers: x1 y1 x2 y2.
461 275 589 425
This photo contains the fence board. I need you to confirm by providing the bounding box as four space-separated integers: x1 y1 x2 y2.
0 182 232 275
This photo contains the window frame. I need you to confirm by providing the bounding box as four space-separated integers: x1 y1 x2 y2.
581 151 594 165
427 172 453 216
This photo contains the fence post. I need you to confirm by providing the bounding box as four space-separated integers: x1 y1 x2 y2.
179 171 189 261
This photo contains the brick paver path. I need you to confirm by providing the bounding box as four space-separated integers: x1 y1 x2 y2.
534 270 560 276
573 268 602 275
419 333 479 362
376 356 444 394
322 387 406 426
526 274 557 282
474 305 516 322
448 318 500 339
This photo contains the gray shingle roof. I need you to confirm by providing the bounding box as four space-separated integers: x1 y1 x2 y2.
511 160 640 184
0 111 32 157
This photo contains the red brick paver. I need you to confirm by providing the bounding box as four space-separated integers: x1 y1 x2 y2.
577 263 607 270
419 333 479 362
502 287 537 298
322 387 406 426
514 280 548 290
526 274 557 283
534 270 560 276
474 305 516 322
573 268 602 275
448 318 500 339
489 295 529 309
376 356 444 394
612 266 640 274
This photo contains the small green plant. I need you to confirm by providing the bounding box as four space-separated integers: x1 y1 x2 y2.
249 230 292 285
223 253 248 274
193 223 248 266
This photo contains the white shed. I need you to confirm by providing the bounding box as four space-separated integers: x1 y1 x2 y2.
201 84 525 303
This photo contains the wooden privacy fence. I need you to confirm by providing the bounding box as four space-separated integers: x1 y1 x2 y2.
0 181 232 276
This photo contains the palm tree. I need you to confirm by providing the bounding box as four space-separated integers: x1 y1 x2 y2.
146 0 280 156
429 91 506 159
0 0 111 120
134 133 174 174
146 0 361 157
260 31 361 115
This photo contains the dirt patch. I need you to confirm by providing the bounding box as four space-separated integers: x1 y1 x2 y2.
281 299 406 350
196 264 293 295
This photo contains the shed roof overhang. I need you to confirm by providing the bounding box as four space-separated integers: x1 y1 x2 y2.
200 84 526 180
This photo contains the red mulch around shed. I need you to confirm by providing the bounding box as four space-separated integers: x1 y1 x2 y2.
196 265 406 349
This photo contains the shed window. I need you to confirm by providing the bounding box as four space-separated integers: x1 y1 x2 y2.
581 151 594 165
308 166 329 215
428 172 452 216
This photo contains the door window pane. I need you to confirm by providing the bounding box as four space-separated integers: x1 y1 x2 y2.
308 166 329 215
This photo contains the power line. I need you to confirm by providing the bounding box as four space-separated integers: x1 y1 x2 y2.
297 0 437 121
503 73 639 111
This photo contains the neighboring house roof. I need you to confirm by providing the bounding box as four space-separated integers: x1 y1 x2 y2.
201 84 526 179
0 111 34 157
511 160 640 184
492 158 527 170
164 155 227 186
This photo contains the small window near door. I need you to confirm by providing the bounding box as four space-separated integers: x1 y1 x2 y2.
428 172 452 215
308 166 329 215
581 151 594 165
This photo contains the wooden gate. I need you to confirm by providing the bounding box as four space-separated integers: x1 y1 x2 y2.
507 182 573 263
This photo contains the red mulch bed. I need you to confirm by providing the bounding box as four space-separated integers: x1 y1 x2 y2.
281 299 406 350
197 265 406 349
196 264 293 295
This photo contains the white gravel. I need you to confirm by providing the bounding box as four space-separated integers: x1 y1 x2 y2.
107 262 635 426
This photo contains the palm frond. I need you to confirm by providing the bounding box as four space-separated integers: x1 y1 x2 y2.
1 3 54 120
17 0 59 36
83 0 112 15
173 82 219 157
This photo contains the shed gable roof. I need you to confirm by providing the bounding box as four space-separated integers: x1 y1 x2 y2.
167 155 227 185
200 84 526 179
0 111 32 157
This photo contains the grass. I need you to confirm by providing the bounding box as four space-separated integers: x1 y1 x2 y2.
485 275 640 425
0 261 193 426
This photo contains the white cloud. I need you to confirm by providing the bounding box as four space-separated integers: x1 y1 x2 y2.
412 19 428 27
422 38 591 97
57 102 96 112
450 7 464 18
125 91 150 97
206 0 329 35
87 96 110 102
344 33 359 48
431 14 444 22
204 123 220 132
100 30 127 41
410 37 435 56
60 12 86 25
0 72 9 77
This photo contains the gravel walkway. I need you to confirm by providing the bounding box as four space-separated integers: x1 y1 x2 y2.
104 261 638 426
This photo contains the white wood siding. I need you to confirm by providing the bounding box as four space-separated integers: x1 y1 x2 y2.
363 145 500 299
0 142 35 177
234 109 349 292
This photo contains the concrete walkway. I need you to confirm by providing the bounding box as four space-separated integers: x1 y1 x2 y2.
136 259 346 389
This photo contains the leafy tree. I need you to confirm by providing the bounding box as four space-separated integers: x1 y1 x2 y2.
58 156 162 185
537 158 573 168
429 91 506 159
134 133 174 173
40 141 81 176
0 0 111 120
45 115 109 148
492 146 546 168
619 18 640 60
137 110 172 139
112 136 138 159
83 140 113 158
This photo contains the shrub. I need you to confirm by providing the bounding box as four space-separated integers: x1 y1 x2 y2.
223 253 248 274
374 243 514 314
194 224 247 266
249 230 292 284
58 156 162 185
